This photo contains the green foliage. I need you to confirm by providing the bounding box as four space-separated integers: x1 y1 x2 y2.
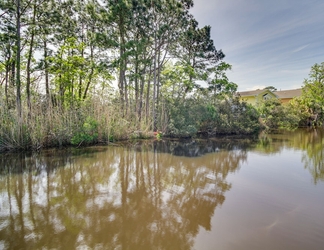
288 98 311 127
164 94 260 137
280 103 302 129
155 131 162 140
258 98 284 130
207 62 237 100
0 0 267 150
172 19 225 83
264 86 277 92
71 116 98 146
49 37 86 104
299 62 324 126
231 99 261 134
201 97 261 135
279 62 324 128
166 99 199 137
257 98 300 130
161 62 196 100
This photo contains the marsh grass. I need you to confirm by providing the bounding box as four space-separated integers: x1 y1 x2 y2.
0 97 153 151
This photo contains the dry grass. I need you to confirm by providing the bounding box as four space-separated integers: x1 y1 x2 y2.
0 97 153 151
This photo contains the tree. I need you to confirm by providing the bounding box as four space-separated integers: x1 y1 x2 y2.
49 37 86 105
25 0 38 115
104 0 133 113
35 0 61 102
0 0 33 137
123 0 153 119
257 97 299 130
300 62 324 126
207 62 237 104
0 0 17 107
171 18 225 88
149 0 194 130
264 86 277 92
1 0 248 150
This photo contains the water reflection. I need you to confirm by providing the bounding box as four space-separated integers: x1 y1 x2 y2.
300 129 324 184
255 128 324 184
0 128 323 249
0 142 247 249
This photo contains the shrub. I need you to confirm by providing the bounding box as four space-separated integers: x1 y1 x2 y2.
257 98 300 130
71 116 98 146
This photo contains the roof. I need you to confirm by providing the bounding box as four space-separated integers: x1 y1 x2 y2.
238 88 302 98
274 88 302 98
238 89 273 97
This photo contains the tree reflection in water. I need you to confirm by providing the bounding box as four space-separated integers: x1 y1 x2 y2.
255 128 324 184
0 140 249 250
300 128 324 184
1 129 323 249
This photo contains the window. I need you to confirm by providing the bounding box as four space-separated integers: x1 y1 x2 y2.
263 93 272 100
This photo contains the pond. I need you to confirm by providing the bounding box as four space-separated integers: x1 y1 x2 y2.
0 128 324 250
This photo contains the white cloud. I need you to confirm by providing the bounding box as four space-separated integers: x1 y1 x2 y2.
292 45 309 53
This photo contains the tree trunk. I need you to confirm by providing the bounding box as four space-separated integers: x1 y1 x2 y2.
5 62 10 107
152 17 157 131
134 54 139 115
145 65 153 123
138 64 147 122
16 0 22 123
26 1 37 116
43 39 50 102
118 15 126 113
83 45 94 100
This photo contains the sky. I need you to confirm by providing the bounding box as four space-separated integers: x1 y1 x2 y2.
190 0 324 91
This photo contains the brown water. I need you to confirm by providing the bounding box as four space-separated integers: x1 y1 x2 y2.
0 128 323 250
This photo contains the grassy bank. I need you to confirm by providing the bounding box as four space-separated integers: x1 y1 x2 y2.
0 95 263 152
0 99 154 151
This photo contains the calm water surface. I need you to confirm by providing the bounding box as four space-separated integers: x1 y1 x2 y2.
0 128 323 250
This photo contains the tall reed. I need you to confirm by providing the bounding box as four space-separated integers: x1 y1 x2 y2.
0 96 153 151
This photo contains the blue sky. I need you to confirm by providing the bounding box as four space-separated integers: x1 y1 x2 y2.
190 0 324 91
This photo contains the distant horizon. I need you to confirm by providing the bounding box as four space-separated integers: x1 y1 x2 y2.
191 0 324 91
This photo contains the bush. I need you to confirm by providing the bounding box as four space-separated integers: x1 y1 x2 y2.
166 99 199 137
196 97 260 135
257 98 300 130
164 95 261 137
71 116 98 146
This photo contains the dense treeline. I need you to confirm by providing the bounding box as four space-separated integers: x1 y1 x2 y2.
0 0 261 150
0 0 322 151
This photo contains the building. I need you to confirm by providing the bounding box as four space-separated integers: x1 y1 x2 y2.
238 88 302 105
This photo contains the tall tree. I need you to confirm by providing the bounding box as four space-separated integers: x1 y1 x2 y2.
25 0 38 114
1 0 25 121
104 0 133 113
171 18 225 90
300 62 324 125
0 0 17 107
35 0 59 102
126 0 152 119
149 0 194 130
207 62 237 104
